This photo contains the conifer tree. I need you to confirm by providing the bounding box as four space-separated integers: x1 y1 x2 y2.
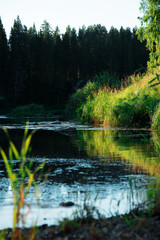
9 16 28 103
0 16 150 106
39 20 54 104
0 17 8 99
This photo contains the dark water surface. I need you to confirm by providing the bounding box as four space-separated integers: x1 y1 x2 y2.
0 119 159 229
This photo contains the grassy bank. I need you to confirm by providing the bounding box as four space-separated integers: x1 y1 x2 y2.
68 68 160 128
7 103 63 118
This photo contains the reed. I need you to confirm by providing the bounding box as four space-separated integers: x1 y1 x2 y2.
71 67 160 128
0 124 46 238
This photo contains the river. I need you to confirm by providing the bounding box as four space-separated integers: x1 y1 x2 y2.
0 118 159 229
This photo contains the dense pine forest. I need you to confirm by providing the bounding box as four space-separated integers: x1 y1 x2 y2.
0 16 148 108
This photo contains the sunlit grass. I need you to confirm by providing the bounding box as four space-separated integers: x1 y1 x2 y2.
70 67 160 127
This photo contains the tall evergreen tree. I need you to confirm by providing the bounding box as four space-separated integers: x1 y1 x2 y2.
9 16 29 103
0 16 149 107
52 26 66 104
107 27 121 75
91 25 108 75
27 24 38 103
0 17 8 99
119 27 133 76
78 25 88 82
70 27 79 88
39 20 54 104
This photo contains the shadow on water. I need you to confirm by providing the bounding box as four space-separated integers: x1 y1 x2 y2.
0 120 160 229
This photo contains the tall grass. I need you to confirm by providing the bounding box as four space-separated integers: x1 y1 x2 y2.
66 71 120 117
0 124 46 237
69 67 160 127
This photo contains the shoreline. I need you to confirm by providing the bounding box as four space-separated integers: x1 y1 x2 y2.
1 210 160 240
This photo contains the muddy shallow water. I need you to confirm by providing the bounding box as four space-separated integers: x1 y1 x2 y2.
0 119 159 229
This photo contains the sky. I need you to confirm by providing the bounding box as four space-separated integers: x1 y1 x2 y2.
1 0 142 37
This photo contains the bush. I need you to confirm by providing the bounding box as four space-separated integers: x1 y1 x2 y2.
67 71 119 114
152 103 160 131
7 103 54 117
72 67 160 127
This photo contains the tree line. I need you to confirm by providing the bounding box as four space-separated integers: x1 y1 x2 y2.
0 16 149 107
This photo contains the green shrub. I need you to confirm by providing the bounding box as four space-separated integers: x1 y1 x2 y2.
76 98 95 123
7 103 55 117
73 67 160 127
67 71 119 114
152 103 160 131
110 92 158 127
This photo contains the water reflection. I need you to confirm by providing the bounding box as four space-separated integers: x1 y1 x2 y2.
76 129 160 179
0 125 159 229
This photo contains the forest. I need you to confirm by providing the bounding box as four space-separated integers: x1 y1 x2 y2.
1 0 160 239
0 16 148 108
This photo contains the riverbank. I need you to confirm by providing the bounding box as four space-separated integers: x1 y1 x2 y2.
67 67 160 130
6 103 64 119
5 67 160 130
1 110 160 239
1 209 160 240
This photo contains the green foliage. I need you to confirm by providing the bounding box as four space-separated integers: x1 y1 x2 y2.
7 103 55 117
109 90 157 127
137 0 160 68
73 67 160 127
76 98 95 123
67 71 119 115
152 102 160 131
0 15 149 106
59 218 80 233
0 230 9 240
68 81 97 113
0 125 46 231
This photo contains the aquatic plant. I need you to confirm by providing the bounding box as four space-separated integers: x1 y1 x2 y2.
59 191 101 234
0 124 46 237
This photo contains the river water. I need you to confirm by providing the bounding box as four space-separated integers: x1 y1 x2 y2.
0 118 160 229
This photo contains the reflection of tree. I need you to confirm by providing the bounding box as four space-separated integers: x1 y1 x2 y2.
76 129 160 180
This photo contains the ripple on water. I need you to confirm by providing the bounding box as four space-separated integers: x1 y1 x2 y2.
0 123 158 229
